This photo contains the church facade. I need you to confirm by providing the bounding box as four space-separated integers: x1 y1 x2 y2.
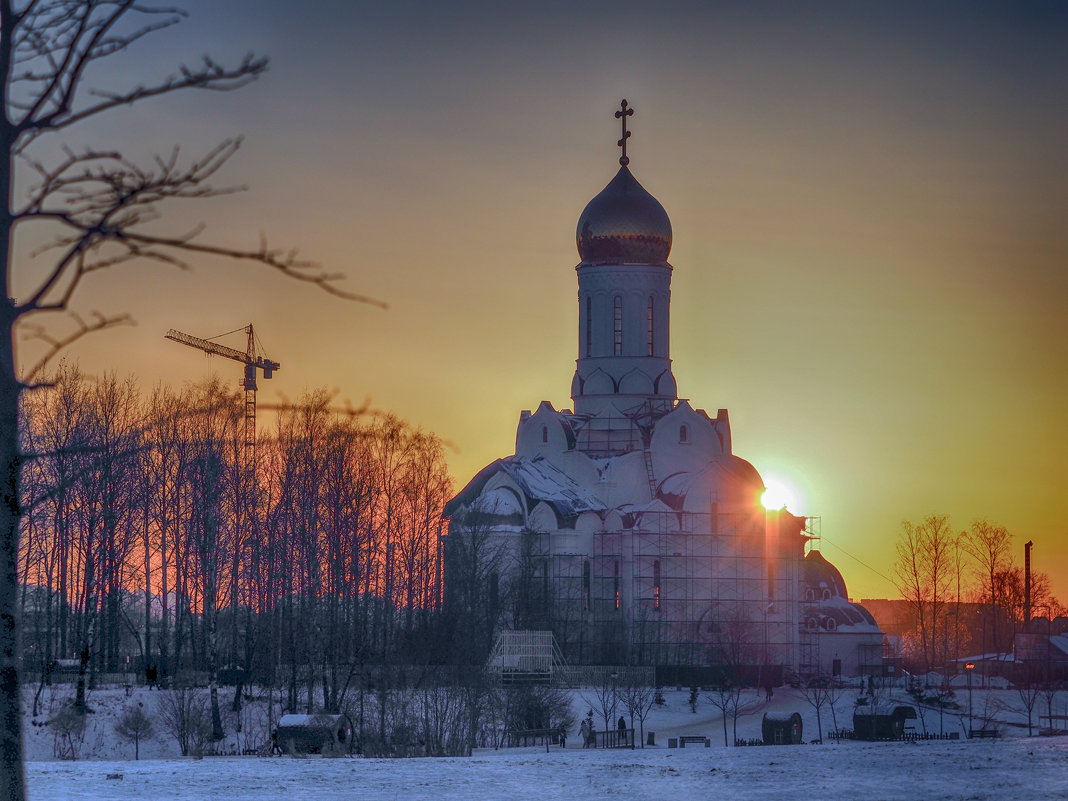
444 102 881 679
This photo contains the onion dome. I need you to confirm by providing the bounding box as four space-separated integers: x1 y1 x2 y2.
576 165 672 265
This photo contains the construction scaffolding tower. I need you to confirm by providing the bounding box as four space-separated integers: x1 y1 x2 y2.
488 630 569 685
798 517 822 679
544 508 795 673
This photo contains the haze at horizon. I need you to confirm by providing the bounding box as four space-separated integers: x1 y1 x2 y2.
14 1 1067 601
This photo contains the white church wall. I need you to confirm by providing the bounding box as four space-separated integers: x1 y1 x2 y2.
650 401 723 478
600 452 651 508
528 501 558 534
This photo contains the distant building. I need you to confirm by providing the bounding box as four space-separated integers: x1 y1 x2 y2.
443 102 881 678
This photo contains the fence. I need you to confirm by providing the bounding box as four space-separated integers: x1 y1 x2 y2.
500 728 565 749
556 665 655 688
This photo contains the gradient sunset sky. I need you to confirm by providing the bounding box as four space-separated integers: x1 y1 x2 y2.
14 1 1068 601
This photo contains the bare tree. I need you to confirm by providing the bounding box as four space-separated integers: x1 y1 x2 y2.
963 520 1013 659
114 701 153 759
156 686 208 757
47 703 86 760
583 672 619 734
1015 664 1042 737
801 677 833 743
893 515 955 672
1 3 383 797
703 682 739 746
619 672 656 748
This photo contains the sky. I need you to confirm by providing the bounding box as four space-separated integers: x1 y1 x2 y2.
12 1 1068 602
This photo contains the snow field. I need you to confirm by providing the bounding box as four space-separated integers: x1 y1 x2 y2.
24 683 1068 800
27 738 1068 801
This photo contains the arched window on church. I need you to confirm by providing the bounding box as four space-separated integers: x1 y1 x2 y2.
804 588 815 602
653 559 661 610
823 617 837 632
585 296 592 357
613 560 621 610
613 295 623 356
583 560 591 610
541 425 548 443
647 296 655 356
679 425 688 444
822 588 832 601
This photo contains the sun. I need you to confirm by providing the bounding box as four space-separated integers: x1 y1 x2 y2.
761 476 800 512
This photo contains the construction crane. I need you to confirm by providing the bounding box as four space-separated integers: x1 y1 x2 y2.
164 324 280 463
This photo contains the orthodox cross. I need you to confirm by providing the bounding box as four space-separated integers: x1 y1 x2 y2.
615 98 634 166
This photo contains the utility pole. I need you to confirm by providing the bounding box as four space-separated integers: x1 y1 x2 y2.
1024 540 1033 627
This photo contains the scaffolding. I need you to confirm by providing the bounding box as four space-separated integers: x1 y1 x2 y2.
488 630 569 685
573 414 642 456
798 517 822 679
543 508 800 673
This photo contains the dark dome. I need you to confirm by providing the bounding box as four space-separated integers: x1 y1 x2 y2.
576 166 671 265
802 550 849 599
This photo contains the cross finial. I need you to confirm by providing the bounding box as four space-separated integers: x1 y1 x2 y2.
615 98 634 166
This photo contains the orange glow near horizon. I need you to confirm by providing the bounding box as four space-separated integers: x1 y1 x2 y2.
12 3 1068 603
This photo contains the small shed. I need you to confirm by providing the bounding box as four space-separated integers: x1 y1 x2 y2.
274 713 355 756
762 712 803 745
852 704 916 741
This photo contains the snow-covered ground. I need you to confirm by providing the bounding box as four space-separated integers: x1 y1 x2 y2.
27 738 1068 801
24 682 1068 800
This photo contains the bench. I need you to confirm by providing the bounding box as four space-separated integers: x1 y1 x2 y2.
970 729 999 739
678 735 709 748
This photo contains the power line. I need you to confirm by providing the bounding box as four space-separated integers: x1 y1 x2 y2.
820 535 894 585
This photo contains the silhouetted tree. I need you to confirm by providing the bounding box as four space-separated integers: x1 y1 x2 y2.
1 4 381 798
963 520 1013 658
893 515 955 672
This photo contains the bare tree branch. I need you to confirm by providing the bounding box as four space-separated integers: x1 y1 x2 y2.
20 310 133 382
13 138 388 313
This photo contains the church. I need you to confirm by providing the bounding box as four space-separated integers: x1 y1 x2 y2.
443 101 882 680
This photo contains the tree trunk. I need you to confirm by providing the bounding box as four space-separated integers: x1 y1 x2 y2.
0 342 25 800
1 4 26 790
207 603 223 740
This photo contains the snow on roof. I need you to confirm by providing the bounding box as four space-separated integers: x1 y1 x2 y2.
1051 633 1068 657
498 456 606 516
444 455 608 519
854 703 917 718
811 594 881 632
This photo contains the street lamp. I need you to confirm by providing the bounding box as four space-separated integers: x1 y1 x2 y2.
942 610 957 735
964 662 975 737
977 607 986 689
1037 604 1054 731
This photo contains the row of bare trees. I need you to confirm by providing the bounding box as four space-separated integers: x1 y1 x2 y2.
893 514 1062 673
17 363 453 726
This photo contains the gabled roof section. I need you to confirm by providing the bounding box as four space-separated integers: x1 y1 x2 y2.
444 455 607 519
